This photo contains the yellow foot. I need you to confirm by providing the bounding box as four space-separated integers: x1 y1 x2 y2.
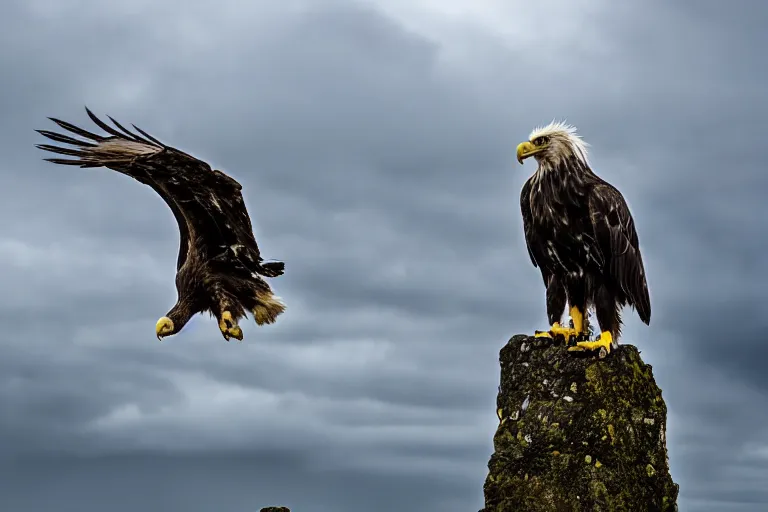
568 331 614 358
535 322 582 340
219 311 243 342
535 307 588 343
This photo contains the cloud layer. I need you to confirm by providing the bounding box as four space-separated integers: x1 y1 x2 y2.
1 0 767 510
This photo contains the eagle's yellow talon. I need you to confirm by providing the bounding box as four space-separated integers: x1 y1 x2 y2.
536 321 582 339
568 331 613 355
536 307 588 341
219 311 243 341
550 322 579 338
219 311 233 331
228 325 243 341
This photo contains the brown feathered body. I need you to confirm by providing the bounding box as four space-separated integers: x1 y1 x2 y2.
36 108 285 341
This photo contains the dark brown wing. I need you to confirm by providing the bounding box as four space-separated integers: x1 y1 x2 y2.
588 183 651 323
36 107 192 270
520 177 550 286
151 159 283 279
36 108 282 278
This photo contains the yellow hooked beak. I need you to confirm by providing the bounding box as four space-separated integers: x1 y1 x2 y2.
516 140 547 164
155 316 174 340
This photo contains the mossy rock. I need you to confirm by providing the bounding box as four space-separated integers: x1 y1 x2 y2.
482 335 679 512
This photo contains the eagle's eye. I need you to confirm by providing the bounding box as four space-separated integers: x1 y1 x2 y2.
533 136 550 146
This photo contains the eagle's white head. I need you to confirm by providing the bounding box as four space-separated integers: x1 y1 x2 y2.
516 121 589 169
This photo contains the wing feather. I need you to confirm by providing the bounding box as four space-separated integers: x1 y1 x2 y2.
588 184 651 323
157 172 281 278
46 116 107 142
520 178 550 286
131 123 167 147
38 108 189 268
36 108 282 277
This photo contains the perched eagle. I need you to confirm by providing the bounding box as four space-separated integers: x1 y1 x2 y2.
516 122 650 356
36 108 286 342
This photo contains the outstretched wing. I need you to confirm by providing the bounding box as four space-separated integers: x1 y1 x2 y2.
36 108 282 278
520 177 550 286
36 108 193 270
588 183 651 323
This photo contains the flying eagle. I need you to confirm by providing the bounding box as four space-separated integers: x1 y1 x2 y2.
36 108 286 342
516 122 650 356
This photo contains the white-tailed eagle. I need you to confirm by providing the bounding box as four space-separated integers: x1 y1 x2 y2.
516 121 650 357
36 108 286 342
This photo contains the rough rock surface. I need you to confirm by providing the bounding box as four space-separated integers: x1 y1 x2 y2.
482 334 679 512
260 507 290 512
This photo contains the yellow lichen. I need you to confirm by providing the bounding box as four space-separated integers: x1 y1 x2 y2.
585 455 592 464
585 364 601 390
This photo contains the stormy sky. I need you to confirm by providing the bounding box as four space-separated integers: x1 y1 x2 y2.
1 1 766 511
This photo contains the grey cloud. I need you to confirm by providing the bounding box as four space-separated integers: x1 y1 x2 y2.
0 453 483 512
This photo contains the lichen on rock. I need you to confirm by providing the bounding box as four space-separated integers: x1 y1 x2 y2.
482 334 679 512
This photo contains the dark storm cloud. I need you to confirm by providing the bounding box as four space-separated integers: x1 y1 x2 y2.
0 0 767 511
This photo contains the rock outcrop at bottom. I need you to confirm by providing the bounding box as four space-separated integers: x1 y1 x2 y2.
482 334 679 512
260 507 290 512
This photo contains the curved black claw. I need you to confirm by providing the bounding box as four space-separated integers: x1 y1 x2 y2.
564 332 591 347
